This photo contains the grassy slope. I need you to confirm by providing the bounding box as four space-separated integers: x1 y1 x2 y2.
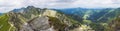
0 14 11 31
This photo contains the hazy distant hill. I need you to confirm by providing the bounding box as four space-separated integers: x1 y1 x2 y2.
0 13 2 15
56 8 120 31
57 8 119 22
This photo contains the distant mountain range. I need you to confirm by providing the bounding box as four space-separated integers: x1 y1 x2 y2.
57 8 120 22
12 7 117 22
0 6 120 31
56 8 120 31
0 13 3 15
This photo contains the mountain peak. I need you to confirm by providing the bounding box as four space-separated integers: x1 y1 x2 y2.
27 6 35 8
1 6 80 31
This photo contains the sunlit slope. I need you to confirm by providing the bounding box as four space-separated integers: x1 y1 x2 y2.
0 14 11 31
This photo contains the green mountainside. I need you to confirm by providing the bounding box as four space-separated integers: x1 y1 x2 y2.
57 8 120 31
0 6 120 31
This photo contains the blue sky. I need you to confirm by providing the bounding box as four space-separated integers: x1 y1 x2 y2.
0 0 120 13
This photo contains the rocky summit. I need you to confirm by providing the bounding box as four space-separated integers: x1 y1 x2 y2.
0 6 80 31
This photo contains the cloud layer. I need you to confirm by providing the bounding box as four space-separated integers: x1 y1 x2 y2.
0 0 120 13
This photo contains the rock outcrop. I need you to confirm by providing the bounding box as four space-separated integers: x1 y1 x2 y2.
7 6 80 31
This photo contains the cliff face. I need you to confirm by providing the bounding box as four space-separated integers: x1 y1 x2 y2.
5 6 80 31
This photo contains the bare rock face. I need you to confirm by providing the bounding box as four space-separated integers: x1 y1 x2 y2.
8 12 80 31
19 24 34 31
14 16 55 31
8 6 81 31
28 16 54 31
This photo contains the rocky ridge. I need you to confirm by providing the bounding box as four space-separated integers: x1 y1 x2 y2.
7 6 81 31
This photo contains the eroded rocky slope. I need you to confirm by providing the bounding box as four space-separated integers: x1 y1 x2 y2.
4 6 81 31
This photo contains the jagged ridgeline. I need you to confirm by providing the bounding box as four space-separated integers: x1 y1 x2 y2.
0 6 80 31
0 6 120 31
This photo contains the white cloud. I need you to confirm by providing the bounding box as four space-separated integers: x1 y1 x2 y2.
0 0 120 13
0 0 26 13
72 0 120 8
